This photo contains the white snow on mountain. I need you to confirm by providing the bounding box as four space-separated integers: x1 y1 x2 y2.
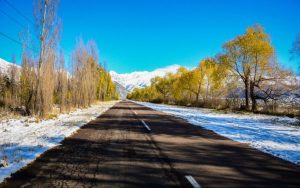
0 58 20 74
110 64 181 91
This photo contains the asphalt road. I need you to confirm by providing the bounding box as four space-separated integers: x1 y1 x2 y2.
1 100 300 188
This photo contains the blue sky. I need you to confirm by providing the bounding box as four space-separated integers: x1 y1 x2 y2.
0 0 299 73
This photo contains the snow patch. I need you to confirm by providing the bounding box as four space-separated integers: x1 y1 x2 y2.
0 101 117 183
136 101 300 165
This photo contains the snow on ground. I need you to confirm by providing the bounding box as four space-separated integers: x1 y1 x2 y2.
0 101 117 183
136 101 300 165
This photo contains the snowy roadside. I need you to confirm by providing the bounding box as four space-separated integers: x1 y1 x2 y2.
135 101 300 165
0 101 117 183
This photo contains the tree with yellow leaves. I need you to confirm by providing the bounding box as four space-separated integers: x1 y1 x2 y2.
127 24 297 115
223 24 274 111
178 66 204 105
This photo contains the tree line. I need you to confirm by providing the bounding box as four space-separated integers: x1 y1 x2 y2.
128 25 300 116
0 0 118 117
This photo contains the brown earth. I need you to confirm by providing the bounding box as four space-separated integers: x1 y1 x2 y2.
1 100 300 188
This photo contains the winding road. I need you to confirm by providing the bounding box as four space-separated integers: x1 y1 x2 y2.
1 100 300 188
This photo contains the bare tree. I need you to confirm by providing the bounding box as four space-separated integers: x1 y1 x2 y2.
8 55 19 107
34 0 61 116
291 33 300 70
20 51 36 115
55 51 68 112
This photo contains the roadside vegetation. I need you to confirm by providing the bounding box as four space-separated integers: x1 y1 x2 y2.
128 25 300 117
0 0 118 118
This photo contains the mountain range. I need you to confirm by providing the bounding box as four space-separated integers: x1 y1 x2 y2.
109 64 181 91
0 58 20 74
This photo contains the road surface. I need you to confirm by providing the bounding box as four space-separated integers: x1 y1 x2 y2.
1 100 300 188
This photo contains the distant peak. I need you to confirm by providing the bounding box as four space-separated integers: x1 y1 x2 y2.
0 57 21 74
112 64 181 75
110 64 183 91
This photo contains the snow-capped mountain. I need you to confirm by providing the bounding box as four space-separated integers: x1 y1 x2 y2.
0 58 21 74
113 81 129 99
110 64 181 91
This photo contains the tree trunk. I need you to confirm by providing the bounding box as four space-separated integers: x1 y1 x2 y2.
205 82 210 101
35 1 48 117
195 80 202 106
195 93 199 105
244 79 249 110
250 81 257 112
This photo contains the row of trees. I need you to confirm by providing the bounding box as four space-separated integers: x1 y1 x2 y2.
128 25 299 115
0 39 118 117
0 0 118 117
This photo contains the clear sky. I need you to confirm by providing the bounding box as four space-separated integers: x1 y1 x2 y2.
0 0 299 73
